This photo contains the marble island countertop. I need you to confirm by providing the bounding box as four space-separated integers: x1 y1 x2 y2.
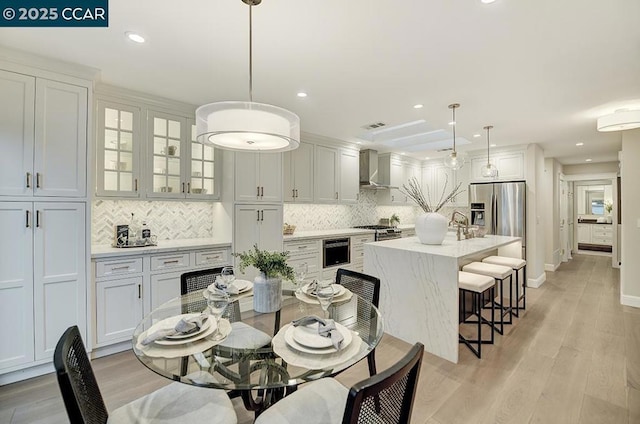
91 237 232 259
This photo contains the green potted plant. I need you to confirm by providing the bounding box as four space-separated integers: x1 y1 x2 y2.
390 213 400 227
234 244 295 312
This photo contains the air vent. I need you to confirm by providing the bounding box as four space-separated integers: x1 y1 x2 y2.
362 122 386 130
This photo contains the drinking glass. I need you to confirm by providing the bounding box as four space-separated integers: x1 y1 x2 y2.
316 282 335 319
220 267 235 287
206 292 230 341
294 263 308 294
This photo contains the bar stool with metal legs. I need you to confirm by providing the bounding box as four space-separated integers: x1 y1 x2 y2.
458 271 497 358
482 256 527 317
461 262 514 335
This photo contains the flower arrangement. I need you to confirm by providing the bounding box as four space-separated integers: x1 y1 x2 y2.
401 176 465 213
604 201 613 215
234 244 295 281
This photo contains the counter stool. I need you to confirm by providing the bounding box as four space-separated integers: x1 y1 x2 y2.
482 256 527 317
458 271 497 358
462 262 514 335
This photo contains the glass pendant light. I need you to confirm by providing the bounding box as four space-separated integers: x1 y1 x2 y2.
481 125 498 178
443 103 466 170
196 0 300 152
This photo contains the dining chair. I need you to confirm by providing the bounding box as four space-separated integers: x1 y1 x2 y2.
53 326 237 424
335 268 381 376
254 342 424 424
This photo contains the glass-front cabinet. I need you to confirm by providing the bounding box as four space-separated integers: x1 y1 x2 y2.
187 120 216 199
149 111 185 197
96 101 141 197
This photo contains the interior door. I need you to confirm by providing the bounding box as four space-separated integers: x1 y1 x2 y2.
559 178 569 261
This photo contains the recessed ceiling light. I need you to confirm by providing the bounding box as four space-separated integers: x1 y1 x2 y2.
400 152 406 155
585 158 593 162
448 121 456 126
490 144 497 147
356 141 362 144
473 134 481 138
413 104 423 109
125 32 145 43
424 157 430 160
576 142 584 146
297 92 307 98
481 0 496 4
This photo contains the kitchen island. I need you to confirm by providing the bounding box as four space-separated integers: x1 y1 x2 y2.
364 234 522 363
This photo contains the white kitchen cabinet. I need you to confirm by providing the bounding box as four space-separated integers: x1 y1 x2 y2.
314 145 339 203
470 151 525 182
284 142 314 202
284 239 321 281
577 223 613 246
187 120 218 200
96 100 142 197
234 204 283 280
339 149 360 204
0 202 86 371
148 110 187 198
453 165 470 206
0 72 87 198
235 152 283 203
150 271 184 312
577 224 591 244
96 276 142 345
378 155 406 205
421 161 469 208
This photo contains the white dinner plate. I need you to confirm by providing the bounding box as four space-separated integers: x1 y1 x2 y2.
164 317 213 340
284 322 353 354
144 314 217 346
206 280 253 296
303 283 345 298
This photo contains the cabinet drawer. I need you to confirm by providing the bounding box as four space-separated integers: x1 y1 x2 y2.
351 247 366 261
591 237 612 245
351 235 375 246
592 226 612 236
96 258 143 278
195 249 229 267
150 253 190 271
288 254 320 276
284 239 320 257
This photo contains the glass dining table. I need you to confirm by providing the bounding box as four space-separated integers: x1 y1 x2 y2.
132 287 383 414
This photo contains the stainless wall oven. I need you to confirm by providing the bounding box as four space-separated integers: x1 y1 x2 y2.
323 238 350 268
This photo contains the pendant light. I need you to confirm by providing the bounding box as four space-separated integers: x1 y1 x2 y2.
443 103 466 170
195 0 300 152
481 125 498 178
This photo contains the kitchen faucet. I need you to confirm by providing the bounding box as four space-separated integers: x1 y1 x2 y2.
450 211 472 241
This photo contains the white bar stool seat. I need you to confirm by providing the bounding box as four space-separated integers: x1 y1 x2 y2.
462 262 514 334
482 256 527 316
458 271 497 358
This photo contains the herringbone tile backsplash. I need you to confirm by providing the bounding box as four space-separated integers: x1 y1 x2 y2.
92 200 214 245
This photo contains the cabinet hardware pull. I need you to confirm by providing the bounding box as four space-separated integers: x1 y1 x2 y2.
206 255 220 260
295 189 298 198
257 210 260 221
138 284 142 299
335 192 338 199
187 182 191 194
163 259 180 264
112 266 130 271
26 172 31 188
134 179 138 192
36 210 41 228
298 246 306 249
257 186 260 197
36 173 41 188
182 182 185 193
260 186 264 197
292 189 296 198
391 195 394 201
260 210 264 221
26 210 31 228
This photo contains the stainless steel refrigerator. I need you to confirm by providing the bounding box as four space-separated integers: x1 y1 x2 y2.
469 181 526 258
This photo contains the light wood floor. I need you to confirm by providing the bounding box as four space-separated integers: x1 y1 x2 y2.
1 254 637 424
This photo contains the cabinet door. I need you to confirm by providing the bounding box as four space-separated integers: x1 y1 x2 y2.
34 79 87 197
33 203 86 361
287 142 314 203
187 120 218 199
389 159 406 204
339 149 359 204
0 203 34 370
150 271 183 311
577 224 591 244
0 71 35 197
283 149 295 202
259 205 284 253
432 165 454 207
235 152 260 202
453 165 470 207
259 153 283 202
234 205 262 279
314 145 338 203
96 100 141 197
495 153 525 180
149 111 186 198
96 276 143 345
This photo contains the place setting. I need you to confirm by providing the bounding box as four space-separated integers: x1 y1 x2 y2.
294 279 353 305
203 266 254 300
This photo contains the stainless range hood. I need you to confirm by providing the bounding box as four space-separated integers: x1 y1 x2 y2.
359 149 397 189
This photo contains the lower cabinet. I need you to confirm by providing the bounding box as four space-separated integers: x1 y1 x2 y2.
95 276 143 346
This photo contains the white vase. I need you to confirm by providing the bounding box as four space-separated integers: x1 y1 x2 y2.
253 273 282 313
415 212 448 245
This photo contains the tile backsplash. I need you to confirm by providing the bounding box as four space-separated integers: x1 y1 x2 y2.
92 200 214 245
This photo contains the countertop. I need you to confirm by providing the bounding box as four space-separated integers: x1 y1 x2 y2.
91 238 232 259
577 220 613 225
366 234 521 259
283 228 376 241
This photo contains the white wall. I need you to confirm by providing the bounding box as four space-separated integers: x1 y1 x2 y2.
543 158 563 270
621 129 640 307
563 162 619 175
526 144 547 287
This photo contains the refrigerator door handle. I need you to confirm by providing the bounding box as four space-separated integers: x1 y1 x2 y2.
492 193 498 234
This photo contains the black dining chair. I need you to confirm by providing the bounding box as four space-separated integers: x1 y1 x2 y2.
254 342 425 424
53 326 237 424
335 268 381 376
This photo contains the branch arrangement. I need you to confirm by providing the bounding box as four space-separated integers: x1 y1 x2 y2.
401 176 465 213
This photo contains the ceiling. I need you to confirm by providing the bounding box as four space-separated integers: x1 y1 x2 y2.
1 0 639 165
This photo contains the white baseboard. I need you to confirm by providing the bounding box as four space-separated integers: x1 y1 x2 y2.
544 263 560 272
0 362 54 386
90 341 132 359
528 272 546 288
621 294 640 309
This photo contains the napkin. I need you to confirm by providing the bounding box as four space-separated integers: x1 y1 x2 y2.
141 313 209 345
292 315 344 350
210 277 240 295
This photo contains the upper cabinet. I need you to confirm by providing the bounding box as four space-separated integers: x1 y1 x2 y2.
1 71 87 198
187 120 217 200
469 151 525 182
96 100 141 197
235 151 282 203
148 111 186 198
421 161 469 208
313 145 359 204
284 142 314 203
378 154 421 205
339 149 359 204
